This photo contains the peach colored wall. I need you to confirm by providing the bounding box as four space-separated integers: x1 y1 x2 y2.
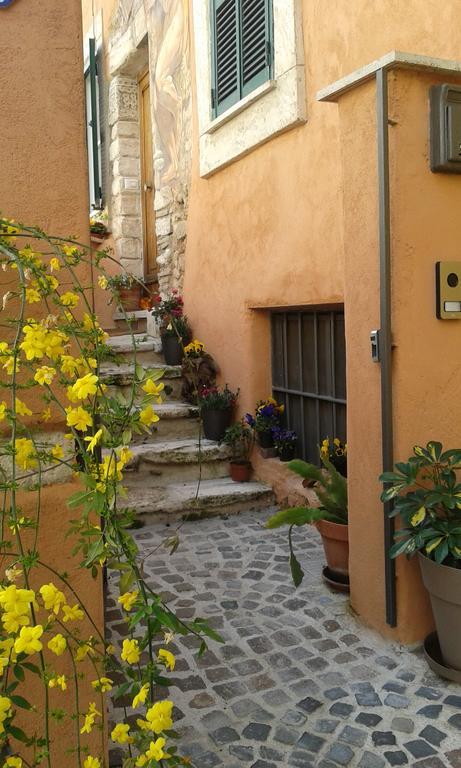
184 0 461 641
0 0 104 759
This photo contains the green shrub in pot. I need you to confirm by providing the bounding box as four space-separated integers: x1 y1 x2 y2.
380 440 461 671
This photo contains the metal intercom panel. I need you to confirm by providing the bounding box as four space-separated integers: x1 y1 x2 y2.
436 262 461 318
430 85 461 173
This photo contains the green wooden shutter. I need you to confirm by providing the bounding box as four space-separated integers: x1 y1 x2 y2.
87 38 102 209
241 0 272 98
212 0 240 117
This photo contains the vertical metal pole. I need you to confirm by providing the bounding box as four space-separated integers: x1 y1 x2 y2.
376 67 397 627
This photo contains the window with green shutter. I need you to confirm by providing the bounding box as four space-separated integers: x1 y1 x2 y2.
211 0 273 118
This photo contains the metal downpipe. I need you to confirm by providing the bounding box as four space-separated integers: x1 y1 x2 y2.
376 67 397 628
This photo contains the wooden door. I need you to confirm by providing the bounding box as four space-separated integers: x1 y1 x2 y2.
139 71 157 283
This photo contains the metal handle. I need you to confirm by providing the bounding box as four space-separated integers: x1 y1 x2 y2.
143 183 153 192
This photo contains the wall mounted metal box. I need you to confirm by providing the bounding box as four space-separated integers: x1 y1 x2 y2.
430 85 461 173
436 262 461 318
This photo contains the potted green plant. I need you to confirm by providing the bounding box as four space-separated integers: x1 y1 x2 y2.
199 385 239 442
273 427 298 462
181 339 218 404
320 436 348 477
152 291 191 365
90 209 109 243
222 419 254 482
245 398 284 449
380 440 461 673
107 273 143 312
267 455 348 587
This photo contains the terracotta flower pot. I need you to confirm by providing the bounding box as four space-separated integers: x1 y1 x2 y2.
202 407 232 441
419 553 461 671
119 284 142 312
230 461 252 483
316 519 349 577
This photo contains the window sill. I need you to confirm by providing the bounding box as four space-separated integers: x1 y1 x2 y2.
204 80 277 135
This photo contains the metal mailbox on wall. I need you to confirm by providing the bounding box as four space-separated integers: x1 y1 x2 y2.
430 85 461 173
436 262 461 319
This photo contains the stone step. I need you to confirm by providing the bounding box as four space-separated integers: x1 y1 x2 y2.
112 310 149 334
122 438 230 483
150 402 200 439
107 333 163 365
100 360 182 400
125 477 275 523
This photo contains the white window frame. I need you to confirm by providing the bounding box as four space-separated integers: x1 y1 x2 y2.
193 0 306 177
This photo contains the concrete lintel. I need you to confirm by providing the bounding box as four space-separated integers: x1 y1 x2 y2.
317 50 461 103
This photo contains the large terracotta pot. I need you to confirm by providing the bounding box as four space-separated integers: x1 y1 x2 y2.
419 553 461 671
230 461 252 483
119 284 142 312
316 519 349 576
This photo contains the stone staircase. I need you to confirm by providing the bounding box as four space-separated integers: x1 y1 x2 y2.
101 333 274 524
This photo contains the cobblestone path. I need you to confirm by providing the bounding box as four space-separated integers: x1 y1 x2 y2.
106 509 461 768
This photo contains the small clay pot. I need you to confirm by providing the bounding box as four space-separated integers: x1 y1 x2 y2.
230 461 252 483
316 519 349 577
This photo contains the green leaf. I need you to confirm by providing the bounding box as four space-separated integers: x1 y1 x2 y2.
135 363 145 381
266 506 328 529
286 459 323 482
22 662 40 675
13 664 25 682
9 724 29 743
288 524 304 587
11 694 32 710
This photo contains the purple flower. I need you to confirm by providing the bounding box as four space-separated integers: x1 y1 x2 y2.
245 413 255 427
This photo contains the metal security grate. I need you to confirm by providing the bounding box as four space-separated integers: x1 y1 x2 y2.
271 308 347 463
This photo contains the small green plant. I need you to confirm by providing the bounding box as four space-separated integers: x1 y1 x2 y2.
106 272 138 289
267 456 348 586
380 440 461 567
222 420 254 464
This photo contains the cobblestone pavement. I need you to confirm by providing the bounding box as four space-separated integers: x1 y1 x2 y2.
106 509 461 768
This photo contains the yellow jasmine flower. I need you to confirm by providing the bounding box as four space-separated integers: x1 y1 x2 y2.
62 603 84 622
118 446 133 466
60 355 80 376
41 406 52 422
75 643 92 662
49 257 61 272
3 757 22 767
34 366 56 386
2 609 30 635
3 357 17 375
51 444 64 461
0 402 7 421
14 625 43 656
5 565 22 583
14 438 37 470
15 398 32 417
118 591 138 612
80 703 100 735
84 428 103 454
25 287 41 304
48 633 67 656
142 379 165 401
48 674 67 691
46 275 59 291
111 723 133 744
132 683 149 709
106 644 116 655
70 372 99 400
66 406 93 432
59 291 79 308
83 758 100 768
136 738 168 766
91 676 113 693
145 700 174 734
121 638 140 665
158 648 175 671
139 404 159 427
98 275 108 289
39 583 66 614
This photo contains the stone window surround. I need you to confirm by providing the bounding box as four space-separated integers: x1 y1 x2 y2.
193 0 306 177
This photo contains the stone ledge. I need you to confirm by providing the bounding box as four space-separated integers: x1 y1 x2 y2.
253 454 318 508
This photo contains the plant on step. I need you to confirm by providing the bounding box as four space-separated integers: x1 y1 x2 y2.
245 398 284 449
272 427 297 461
380 440 461 566
181 340 218 405
320 436 347 476
151 292 190 338
198 384 239 411
0 218 222 767
89 208 108 237
266 456 348 586
222 420 254 464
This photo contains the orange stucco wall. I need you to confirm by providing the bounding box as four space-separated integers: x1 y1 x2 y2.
0 0 104 759
184 1 461 641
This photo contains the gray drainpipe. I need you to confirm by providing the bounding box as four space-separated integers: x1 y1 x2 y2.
376 68 397 628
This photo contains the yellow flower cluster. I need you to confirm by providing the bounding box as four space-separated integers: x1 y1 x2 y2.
184 338 205 356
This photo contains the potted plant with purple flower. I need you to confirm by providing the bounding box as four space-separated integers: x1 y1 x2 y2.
199 384 239 441
152 290 192 365
245 397 284 449
273 427 298 462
